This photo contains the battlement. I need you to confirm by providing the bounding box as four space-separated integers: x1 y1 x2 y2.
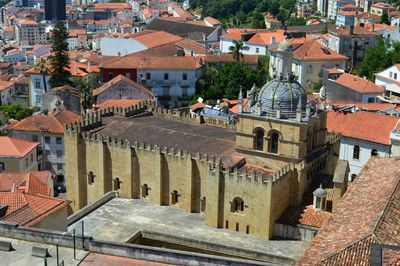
154 107 201 124
226 167 269 184
327 132 341 145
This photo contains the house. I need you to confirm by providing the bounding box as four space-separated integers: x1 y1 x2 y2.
220 29 287 55
299 157 400 265
0 191 70 231
264 13 281 30
327 0 354 20
326 111 399 180
99 55 203 107
14 18 46 45
335 11 356 26
100 30 183 56
324 70 383 103
328 25 378 67
42 84 81 114
26 60 99 107
67 29 88 50
0 136 39 173
269 38 347 88
9 75 29 107
0 80 15 105
370 2 396 16
11 109 81 176
93 74 154 105
375 64 400 103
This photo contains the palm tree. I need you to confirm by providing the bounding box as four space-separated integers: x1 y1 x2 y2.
34 58 50 93
229 40 250 62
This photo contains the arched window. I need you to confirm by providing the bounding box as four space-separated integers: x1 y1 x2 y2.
231 197 244 212
201 197 206 212
353 145 360 160
87 171 95 184
269 132 279 154
371 149 378 157
113 177 121 190
171 190 180 205
255 130 264 151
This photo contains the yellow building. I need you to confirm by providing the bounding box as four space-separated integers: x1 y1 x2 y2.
65 40 344 240
0 137 39 173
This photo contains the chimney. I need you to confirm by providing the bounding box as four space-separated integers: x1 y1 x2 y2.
88 61 91 72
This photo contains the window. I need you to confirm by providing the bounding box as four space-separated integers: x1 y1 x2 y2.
256 47 259 53
146 73 151 80
142 184 149 198
232 197 244 212
236 223 239 231
269 132 279 154
395 73 398 80
108 72 113 80
44 136 50 144
57 163 63 171
353 145 360 160
30 153 33 162
225 220 229 229
351 174 357 181
32 135 38 142
182 73 188 80
25 158 28 168
34 79 41 89
368 97 375 103
56 137 62 144
171 190 179 204
307 65 313 74
371 149 378 156
88 171 95 184
246 225 250 234
45 150 51 157
164 73 169 80
0 162 5 172
56 150 63 158
113 177 121 190
255 130 264 151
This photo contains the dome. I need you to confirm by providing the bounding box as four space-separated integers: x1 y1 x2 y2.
277 39 293 52
313 186 327 197
259 79 307 114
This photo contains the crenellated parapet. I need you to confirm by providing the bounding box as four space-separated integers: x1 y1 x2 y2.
225 167 269 185
154 107 202 124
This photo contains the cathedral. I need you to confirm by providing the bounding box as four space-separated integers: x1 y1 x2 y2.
65 39 343 240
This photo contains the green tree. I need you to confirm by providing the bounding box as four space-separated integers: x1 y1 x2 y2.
229 40 250 62
359 37 392 80
49 21 70 88
381 12 390 25
34 58 50 93
0 105 34 121
196 62 268 100
71 76 97 114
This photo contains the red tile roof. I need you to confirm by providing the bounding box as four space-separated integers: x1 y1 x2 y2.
93 74 153 97
0 137 39 157
299 157 400 265
292 40 347 61
11 110 81 134
335 73 383 93
330 102 395 111
327 111 399 144
0 80 14 92
101 55 202 70
0 192 70 226
329 26 378 36
131 30 182 48
0 171 51 195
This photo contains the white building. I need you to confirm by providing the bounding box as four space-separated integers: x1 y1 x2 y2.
27 60 99 108
15 19 46 45
375 64 400 103
0 80 15 105
327 110 400 180
269 39 347 88
220 30 285 55
100 30 182 57
11 109 81 175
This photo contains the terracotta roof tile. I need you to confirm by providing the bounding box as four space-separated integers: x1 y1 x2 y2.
0 192 70 226
0 80 13 92
279 205 331 228
292 40 347 61
11 110 80 134
335 73 383 93
329 26 378 36
93 75 153 97
327 111 399 144
0 137 38 157
299 157 400 265
0 171 51 195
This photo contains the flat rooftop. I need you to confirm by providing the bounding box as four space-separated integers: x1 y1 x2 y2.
95 115 237 157
68 198 309 263
0 236 87 266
